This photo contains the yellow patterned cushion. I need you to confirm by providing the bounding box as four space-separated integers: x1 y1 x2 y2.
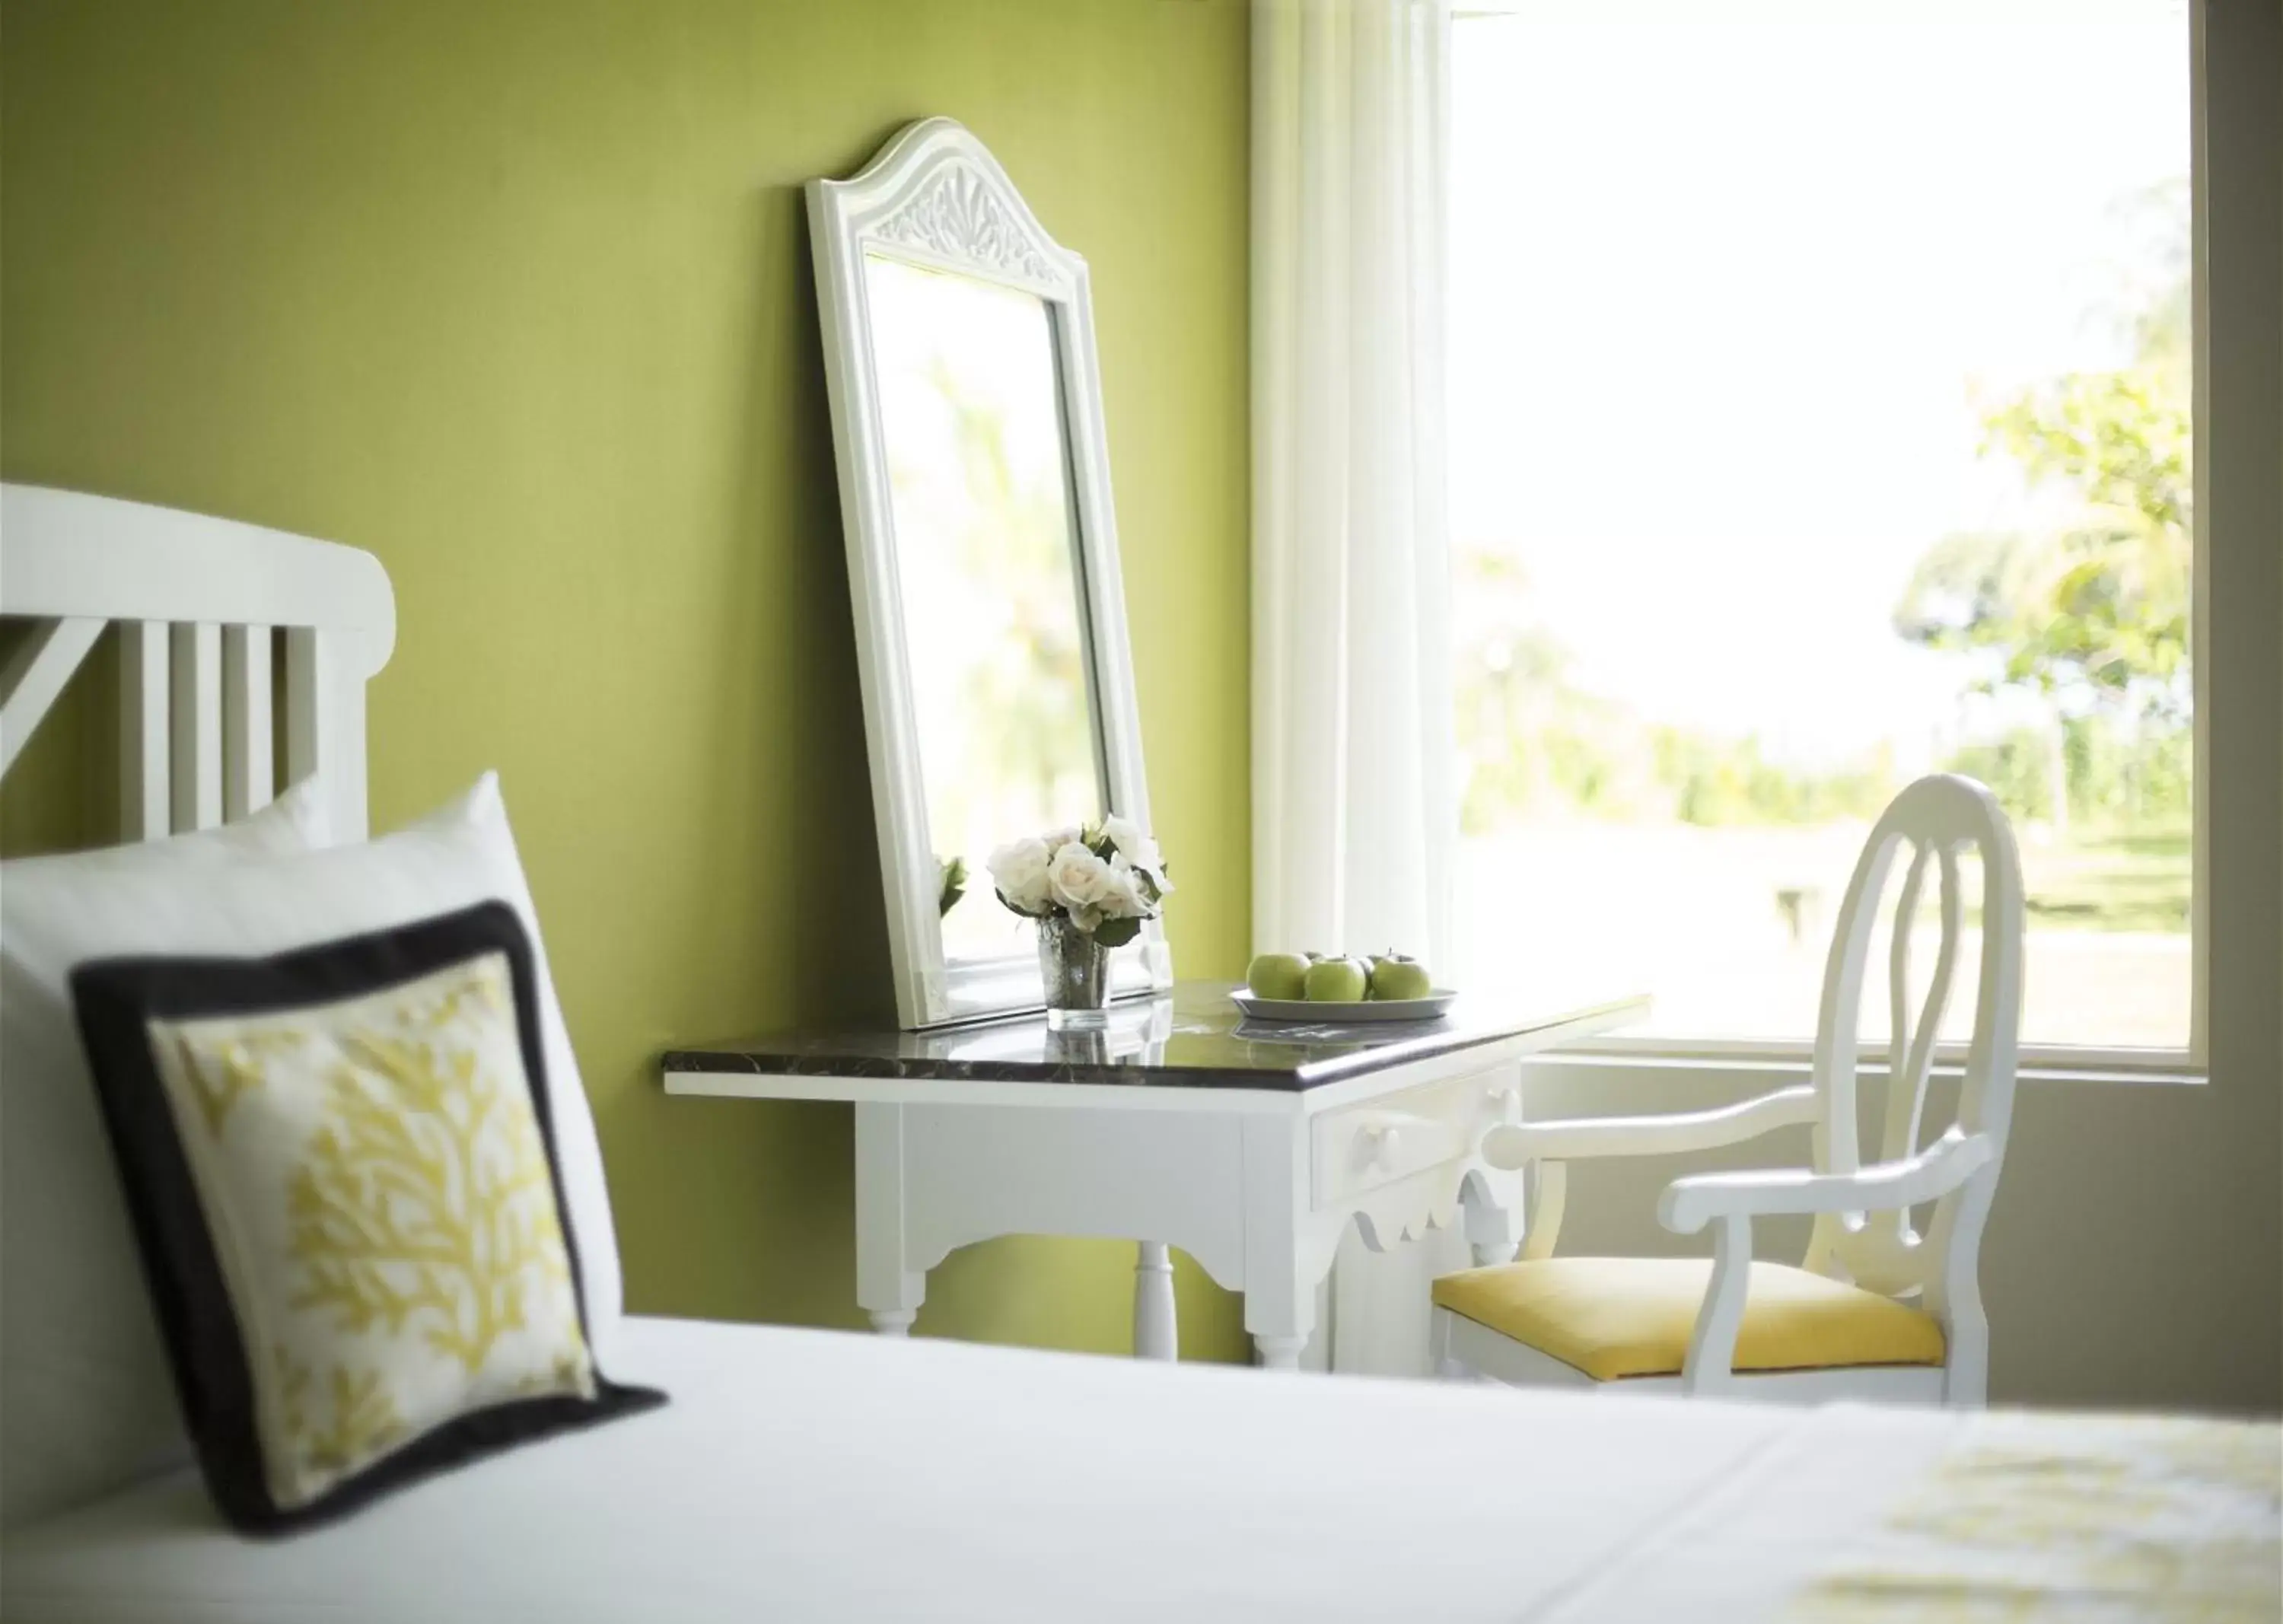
72 901 660 1531
151 951 592 1510
1433 1256 1946 1381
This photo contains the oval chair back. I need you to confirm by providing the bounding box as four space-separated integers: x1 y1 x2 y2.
1799 773 2024 1400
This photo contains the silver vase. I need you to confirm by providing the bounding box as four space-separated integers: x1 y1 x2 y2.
1038 915 1112 1029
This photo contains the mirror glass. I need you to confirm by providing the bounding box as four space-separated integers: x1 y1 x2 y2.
863 250 1103 966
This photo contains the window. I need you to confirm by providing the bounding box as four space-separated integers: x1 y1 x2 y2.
1447 0 2195 1057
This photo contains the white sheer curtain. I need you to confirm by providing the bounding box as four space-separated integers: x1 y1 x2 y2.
1251 0 1465 1376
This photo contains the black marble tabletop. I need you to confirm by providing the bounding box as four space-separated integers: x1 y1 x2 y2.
663 982 1647 1094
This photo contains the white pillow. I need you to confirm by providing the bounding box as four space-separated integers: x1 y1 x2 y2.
1 779 333 1526
0 773 622 1528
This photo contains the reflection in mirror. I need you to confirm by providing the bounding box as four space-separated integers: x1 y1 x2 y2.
863 251 1102 968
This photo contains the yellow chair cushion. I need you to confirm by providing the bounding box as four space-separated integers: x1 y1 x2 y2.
1432 1256 1947 1382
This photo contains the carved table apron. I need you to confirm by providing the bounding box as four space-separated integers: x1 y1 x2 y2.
662 983 1648 1368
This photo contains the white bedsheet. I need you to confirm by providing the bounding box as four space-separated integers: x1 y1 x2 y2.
14 1317 2274 1622
2 1315 1807 1623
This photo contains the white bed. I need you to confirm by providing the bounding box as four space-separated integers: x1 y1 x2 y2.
2 486 2274 1622
7 1317 2275 1623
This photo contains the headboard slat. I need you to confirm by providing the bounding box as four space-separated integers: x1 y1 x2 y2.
221 625 275 820
170 623 224 833
285 626 369 842
120 622 171 841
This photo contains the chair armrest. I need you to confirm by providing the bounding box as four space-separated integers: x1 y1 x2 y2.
1478 1084 1818 1172
1657 1128 1995 1234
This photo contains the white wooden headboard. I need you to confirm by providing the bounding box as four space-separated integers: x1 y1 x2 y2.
0 485 395 842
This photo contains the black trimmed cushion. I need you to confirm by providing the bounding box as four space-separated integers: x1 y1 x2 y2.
70 901 661 1533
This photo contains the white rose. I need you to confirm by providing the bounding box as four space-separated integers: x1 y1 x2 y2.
1101 817 1172 896
986 836 1053 915
1098 813 1164 877
1097 857 1151 919
1046 840 1119 913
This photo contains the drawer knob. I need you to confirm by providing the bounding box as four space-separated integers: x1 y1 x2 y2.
1367 1125 1403 1171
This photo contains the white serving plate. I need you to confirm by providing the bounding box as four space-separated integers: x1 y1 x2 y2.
1228 989 1458 1024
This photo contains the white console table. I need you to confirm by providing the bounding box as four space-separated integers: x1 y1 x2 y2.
663 984 1646 1369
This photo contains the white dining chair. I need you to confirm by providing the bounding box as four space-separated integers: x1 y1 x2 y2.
1431 774 2023 1406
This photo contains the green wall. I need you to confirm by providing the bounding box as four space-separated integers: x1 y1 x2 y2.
1 0 1253 1359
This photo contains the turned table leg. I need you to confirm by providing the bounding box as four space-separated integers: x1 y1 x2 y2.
855 1102 925 1339
1133 1241 1178 1360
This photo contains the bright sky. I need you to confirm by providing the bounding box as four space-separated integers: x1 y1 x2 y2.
1449 0 2190 770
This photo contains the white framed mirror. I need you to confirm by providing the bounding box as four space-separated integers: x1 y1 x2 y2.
808 118 1173 1029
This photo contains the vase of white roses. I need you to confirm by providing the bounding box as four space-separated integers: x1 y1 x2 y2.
987 814 1172 1028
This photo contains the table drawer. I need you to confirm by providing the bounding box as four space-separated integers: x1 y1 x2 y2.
1311 1077 1504 1208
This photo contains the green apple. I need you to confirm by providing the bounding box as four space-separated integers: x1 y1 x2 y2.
1303 955 1369 1002
1246 953 1312 1001
1368 952 1432 1002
